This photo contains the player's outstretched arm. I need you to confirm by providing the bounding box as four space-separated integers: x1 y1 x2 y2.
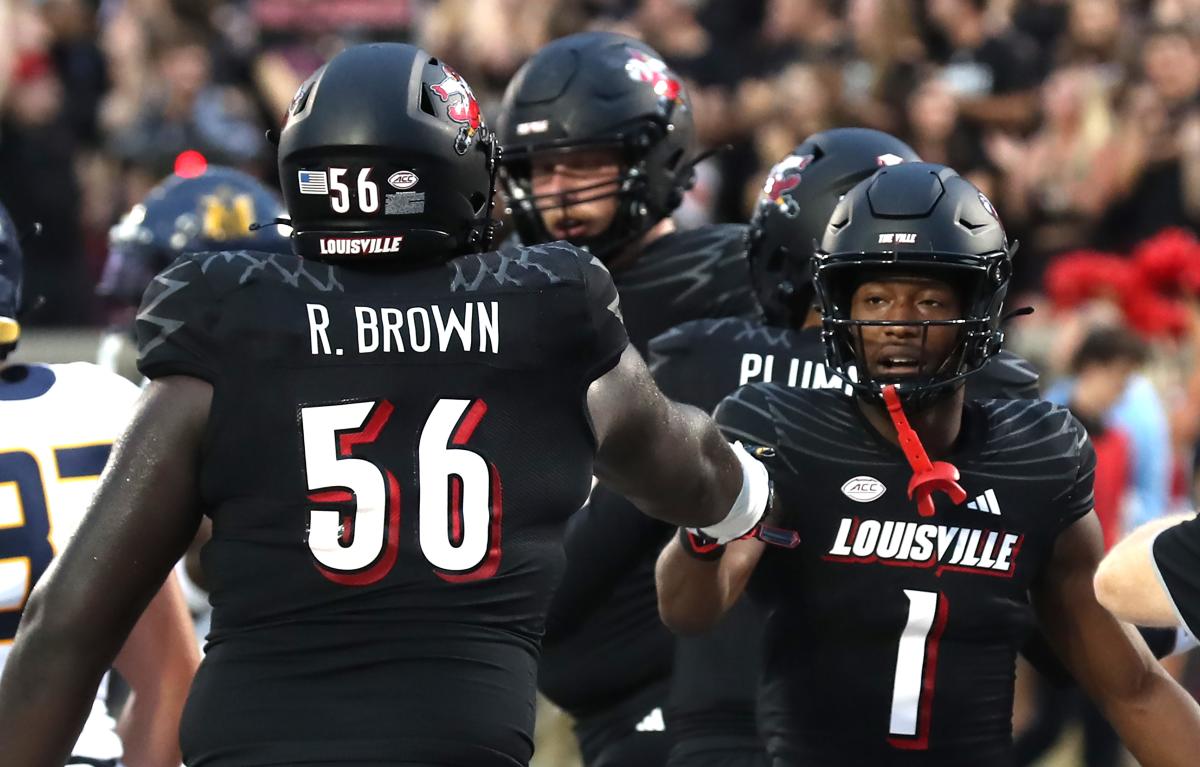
0 376 210 767
656 536 765 634
113 571 201 767
1033 512 1200 766
587 345 763 532
1094 513 1199 629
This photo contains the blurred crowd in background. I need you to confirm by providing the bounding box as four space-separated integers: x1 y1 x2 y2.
5 0 1200 554
5 1 1200 762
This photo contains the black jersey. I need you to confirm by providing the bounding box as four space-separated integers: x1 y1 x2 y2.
536 225 758 757
645 320 1041 750
713 385 1095 767
135 243 627 767
650 320 1039 414
1153 516 1200 635
613 224 760 354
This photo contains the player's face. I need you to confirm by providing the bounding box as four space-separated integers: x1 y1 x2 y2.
530 149 623 241
850 275 963 379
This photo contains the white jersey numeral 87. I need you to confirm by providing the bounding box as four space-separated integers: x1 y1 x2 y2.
887 589 948 750
300 398 501 586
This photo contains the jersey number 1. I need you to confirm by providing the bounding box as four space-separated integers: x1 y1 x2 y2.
300 398 502 587
887 589 949 750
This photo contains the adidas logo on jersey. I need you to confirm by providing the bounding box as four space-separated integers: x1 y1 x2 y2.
966 489 1001 515
824 517 1022 576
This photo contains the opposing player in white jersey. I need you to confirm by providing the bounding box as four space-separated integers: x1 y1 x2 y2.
0 202 199 767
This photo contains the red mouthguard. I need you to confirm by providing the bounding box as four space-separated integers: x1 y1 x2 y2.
881 384 967 517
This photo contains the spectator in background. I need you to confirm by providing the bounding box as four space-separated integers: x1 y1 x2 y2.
1102 24 1200 249
1047 318 1172 533
838 0 924 134
754 0 845 68
108 24 266 181
42 0 108 148
904 71 994 195
1066 327 1144 549
0 17 91 324
925 0 1043 131
986 62 1121 291
1060 0 1133 71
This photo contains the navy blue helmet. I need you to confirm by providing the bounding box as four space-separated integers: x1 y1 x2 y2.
0 201 23 357
99 166 291 306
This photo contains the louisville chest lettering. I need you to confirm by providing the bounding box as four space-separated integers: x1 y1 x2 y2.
824 517 1023 576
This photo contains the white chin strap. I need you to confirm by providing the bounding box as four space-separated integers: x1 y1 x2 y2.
691 441 771 545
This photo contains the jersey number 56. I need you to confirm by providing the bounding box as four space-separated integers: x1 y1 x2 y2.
299 399 501 587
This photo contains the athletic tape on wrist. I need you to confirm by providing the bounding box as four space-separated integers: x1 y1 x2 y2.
692 441 771 545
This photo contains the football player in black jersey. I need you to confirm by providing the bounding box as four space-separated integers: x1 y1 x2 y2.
657 162 1200 767
496 30 759 353
496 32 761 766
0 44 779 767
648 128 1048 766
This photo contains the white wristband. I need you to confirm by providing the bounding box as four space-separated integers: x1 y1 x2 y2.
1175 624 1198 655
693 441 771 545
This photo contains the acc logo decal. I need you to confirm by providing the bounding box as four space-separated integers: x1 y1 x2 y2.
841 476 886 503
624 49 683 102
877 153 906 166
759 154 813 218
388 171 419 190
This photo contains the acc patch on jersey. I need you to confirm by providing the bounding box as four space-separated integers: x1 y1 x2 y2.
841 475 886 503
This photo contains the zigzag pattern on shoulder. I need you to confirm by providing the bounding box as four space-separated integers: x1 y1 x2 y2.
197 251 343 292
449 241 581 292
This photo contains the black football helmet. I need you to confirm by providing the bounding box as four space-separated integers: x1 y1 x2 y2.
0 201 23 358
813 163 1014 407
99 166 290 306
279 43 499 263
496 32 695 260
747 128 920 329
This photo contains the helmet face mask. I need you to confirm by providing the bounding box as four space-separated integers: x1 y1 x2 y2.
813 163 1013 408
506 145 630 248
279 46 500 265
497 33 694 261
746 129 921 329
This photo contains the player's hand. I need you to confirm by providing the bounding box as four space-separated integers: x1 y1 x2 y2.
687 444 799 551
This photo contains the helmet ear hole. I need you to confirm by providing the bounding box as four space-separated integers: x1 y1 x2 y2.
419 89 437 118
